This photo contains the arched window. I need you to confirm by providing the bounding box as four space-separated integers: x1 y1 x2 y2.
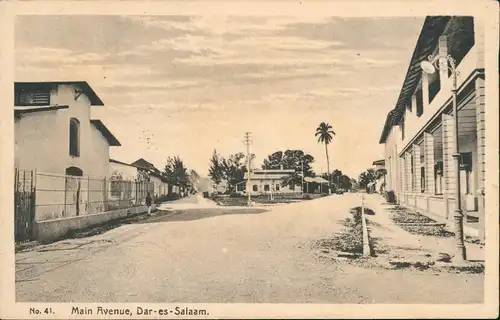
69 118 80 157
252 185 258 192
65 166 83 176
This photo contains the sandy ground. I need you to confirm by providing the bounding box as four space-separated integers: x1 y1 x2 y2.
16 193 484 303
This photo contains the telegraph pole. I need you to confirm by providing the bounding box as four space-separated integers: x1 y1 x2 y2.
243 132 253 206
301 160 304 195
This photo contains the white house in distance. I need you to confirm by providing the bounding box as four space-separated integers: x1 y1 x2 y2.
370 159 386 193
130 158 179 197
14 81 121 220
379 17 485 238
238 168 302 195
109 158 176 201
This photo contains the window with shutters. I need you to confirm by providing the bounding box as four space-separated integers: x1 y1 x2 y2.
15 87 51 106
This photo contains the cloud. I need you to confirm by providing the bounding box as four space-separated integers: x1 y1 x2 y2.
15 15 423 176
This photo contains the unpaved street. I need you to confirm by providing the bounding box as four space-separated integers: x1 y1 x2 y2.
16 194 483 303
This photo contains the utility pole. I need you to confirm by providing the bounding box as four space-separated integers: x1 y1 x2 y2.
243 132 253 206
301 160 304 195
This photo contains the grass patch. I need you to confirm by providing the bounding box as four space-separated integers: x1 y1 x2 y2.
388 206 454 237
315 207 368 255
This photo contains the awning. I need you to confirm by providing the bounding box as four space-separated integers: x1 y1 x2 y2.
304 177 329 184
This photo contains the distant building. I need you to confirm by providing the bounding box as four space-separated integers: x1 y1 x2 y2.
379 16 485 238
371 159 386 193
238 168 302 195
130 158 179 197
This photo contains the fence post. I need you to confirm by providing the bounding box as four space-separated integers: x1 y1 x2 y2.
30 170 36 239
103 177 107 211
361 194 371 257
63 175 67 217
87 176 90 213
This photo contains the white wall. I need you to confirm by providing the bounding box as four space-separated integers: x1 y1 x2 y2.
16 85 106 177
15 84 117 221
245 179 302 194
109 161 137 180
89 126 110 178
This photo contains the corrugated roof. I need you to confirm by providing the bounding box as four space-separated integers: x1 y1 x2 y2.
15 81 104 106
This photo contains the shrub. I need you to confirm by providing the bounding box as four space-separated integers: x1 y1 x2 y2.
229 192 243 198
332 223 364 253
384 190 396 204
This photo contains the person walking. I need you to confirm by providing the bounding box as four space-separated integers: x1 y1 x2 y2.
145 192 152 216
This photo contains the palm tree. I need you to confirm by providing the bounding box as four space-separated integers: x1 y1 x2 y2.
315 122 336 187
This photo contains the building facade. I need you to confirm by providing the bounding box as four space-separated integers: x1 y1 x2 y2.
379 16 485 238
238 169 302 195
14 81 121 220
130 158 179 197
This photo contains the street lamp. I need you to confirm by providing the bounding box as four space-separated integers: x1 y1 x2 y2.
421 54 467 262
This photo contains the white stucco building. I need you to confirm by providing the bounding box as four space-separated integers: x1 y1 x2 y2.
238 168 302 195
14 81 121 220
379 17 485 238
109 158 176 202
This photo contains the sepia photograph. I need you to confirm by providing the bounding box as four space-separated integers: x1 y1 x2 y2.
1 1 499 319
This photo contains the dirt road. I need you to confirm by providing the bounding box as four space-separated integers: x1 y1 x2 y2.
16 193 483 303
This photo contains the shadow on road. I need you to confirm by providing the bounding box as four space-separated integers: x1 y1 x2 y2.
134 207 270 224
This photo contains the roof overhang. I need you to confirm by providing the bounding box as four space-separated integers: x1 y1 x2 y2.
14 105 69 117
304 177 329 184
109 159 135 167
90 119 121 146
379 16 452 144
15 81 104 106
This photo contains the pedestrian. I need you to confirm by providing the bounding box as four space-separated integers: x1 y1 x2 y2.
145 192 152 216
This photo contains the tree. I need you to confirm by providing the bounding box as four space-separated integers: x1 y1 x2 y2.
340 175 352 191
221 152 247 193
261 149 315 188
208 149 224 185
315 122 335 186
358 168 376 188
332 169 343 188
208 149 248 193
163 156 190 188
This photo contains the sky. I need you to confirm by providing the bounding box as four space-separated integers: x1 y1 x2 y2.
15 15 425 178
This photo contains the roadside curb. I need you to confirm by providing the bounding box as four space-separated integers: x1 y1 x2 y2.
361 197 372 257
15 241 40 253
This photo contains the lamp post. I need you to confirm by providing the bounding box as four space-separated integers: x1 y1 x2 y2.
421 54 466 261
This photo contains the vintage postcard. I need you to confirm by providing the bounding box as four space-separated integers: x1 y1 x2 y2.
0 0 498 319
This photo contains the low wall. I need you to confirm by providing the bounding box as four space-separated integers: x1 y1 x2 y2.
34 204 156 242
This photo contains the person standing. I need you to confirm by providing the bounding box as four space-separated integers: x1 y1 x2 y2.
145 193 152 216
